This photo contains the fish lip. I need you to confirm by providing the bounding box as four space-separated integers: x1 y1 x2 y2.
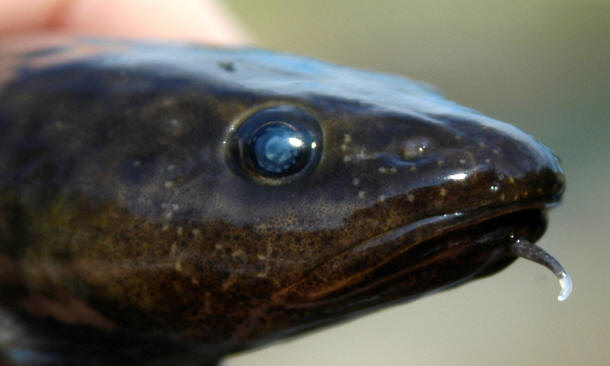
273 201 550 309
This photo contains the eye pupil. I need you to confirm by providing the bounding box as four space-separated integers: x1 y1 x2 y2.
253 123 306 174
251 122 311 176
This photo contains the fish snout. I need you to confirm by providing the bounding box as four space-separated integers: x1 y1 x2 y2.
463 118 566 204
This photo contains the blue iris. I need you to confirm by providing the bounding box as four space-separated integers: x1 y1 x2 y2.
251 123 310 175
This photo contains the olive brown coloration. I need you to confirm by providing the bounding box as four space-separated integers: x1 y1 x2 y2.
0 36 568 366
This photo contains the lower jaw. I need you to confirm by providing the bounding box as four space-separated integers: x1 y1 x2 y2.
353 208 548 302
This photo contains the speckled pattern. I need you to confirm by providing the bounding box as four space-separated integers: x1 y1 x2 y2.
0 36 564 366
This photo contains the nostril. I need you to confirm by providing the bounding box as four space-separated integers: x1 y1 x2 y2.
402 137 434 160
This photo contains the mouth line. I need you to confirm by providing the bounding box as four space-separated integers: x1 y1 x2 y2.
274 201 550 309
355 200 549 254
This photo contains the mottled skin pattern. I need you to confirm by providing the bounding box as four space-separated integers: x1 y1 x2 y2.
0 36 564 366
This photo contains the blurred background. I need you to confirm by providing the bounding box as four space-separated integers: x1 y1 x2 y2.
221 1 610 365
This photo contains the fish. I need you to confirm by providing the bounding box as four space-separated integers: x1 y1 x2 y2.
0 35 569 366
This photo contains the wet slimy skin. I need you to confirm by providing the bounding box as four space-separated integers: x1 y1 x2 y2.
0 36 567 366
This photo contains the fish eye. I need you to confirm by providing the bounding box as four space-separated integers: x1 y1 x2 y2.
227 105 322 185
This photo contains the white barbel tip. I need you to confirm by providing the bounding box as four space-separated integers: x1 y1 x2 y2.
557 271 573 302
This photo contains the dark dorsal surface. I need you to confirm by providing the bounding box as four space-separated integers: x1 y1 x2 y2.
0 36 565 366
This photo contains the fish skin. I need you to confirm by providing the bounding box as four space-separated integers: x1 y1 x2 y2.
0 36 564 366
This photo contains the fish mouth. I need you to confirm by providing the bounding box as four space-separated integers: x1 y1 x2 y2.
273 203 551 312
